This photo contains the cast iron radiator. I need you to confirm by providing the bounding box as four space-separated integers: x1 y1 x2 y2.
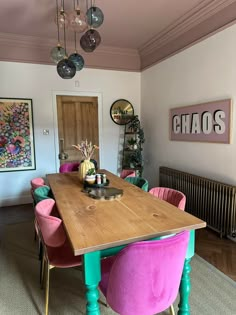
159 166 236 238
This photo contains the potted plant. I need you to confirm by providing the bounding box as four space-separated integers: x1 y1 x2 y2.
128 115 145 145
127 138 137 150
129 150 142 168
128 116 145 170
85 168 96 184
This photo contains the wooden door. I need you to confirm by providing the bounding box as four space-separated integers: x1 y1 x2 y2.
57 95 99 166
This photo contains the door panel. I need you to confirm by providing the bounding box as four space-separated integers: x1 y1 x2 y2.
57 95 99 167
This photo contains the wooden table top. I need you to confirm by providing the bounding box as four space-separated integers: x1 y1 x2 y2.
47 170 206 256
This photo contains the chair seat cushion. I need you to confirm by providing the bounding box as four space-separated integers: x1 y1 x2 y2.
47 239 82 268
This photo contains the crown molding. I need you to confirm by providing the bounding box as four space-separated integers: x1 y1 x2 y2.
139 0 236 69
0 32 140 72
139 0 235 56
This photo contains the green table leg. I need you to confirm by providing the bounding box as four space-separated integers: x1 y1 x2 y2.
178 230 195 315
83 251 101 315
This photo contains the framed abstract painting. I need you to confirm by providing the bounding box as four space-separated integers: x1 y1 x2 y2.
0 98 36 172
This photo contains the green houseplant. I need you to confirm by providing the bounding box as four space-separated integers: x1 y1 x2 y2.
123 115 145 174
85 168 96 184
86 168 96 175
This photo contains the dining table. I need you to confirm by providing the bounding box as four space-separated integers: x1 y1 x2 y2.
46 169 206 315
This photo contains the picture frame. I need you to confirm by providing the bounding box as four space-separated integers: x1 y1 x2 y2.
169 99 232 143
0 98 36 172
110 99 134 125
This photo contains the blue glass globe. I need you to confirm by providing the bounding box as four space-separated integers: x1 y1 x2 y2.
68 53 84 71
50 46 66 64
57 58 76 79
80 29 101 52
86 6 104 28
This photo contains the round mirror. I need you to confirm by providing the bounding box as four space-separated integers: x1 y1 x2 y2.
110 99 134 125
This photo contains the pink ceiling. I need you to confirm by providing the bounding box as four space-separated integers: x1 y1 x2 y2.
0 0 235 71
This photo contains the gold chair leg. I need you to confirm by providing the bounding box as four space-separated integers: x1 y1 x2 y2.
39 246 44 285
41 254 45 289
169 304 175 315
45 261 50 315
98 299 109 308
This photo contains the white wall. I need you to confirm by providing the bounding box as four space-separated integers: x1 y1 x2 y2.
0 62 140 206
141 24 236 188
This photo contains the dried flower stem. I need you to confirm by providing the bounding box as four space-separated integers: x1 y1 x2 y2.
72 139 99 160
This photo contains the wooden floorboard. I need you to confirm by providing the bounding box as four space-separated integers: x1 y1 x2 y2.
0 203 34 225
0 203 235 281
196 227 236 281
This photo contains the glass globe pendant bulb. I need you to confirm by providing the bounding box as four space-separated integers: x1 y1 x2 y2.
68 52 84 71
80 29 101 52
50 45 66 64
57 58 76 79
54 9 69 29
86 6 104 28
68 9 88 33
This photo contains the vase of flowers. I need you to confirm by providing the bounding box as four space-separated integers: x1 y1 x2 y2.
72 140 99 182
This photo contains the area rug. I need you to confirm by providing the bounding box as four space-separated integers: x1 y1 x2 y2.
0 221 235 315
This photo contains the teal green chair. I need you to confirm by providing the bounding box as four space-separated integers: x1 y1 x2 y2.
124 176 149 192
34 185 54 204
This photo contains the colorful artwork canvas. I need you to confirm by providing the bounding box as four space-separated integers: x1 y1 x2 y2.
0 98 35 172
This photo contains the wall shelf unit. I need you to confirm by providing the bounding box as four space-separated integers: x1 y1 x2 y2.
121 115 145 177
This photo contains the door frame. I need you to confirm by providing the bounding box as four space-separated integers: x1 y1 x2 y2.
52 90 103 173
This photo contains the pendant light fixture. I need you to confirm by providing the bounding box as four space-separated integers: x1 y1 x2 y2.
80 1 102 52
52 0 104 79
69 32 84 71
68 0 88 33
50 0 66 64
57 1 76 79
80 29 101 52
86 4 104 28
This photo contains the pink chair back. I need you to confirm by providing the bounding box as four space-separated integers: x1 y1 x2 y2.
149 187 186 210
35 199 66 247
120 170 136 179
99 231 189 315
59 162 80 173
31 177 45 191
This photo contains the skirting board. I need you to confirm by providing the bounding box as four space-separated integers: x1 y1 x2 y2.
0 194 32 207
227 235 236 243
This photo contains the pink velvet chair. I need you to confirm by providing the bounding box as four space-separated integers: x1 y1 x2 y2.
149 187 186 210
30 177 47 260
120 170 136 179
35 199 82 315
59 162 80 173
30 177 46 203
31 177 45 191
99 231 189 315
